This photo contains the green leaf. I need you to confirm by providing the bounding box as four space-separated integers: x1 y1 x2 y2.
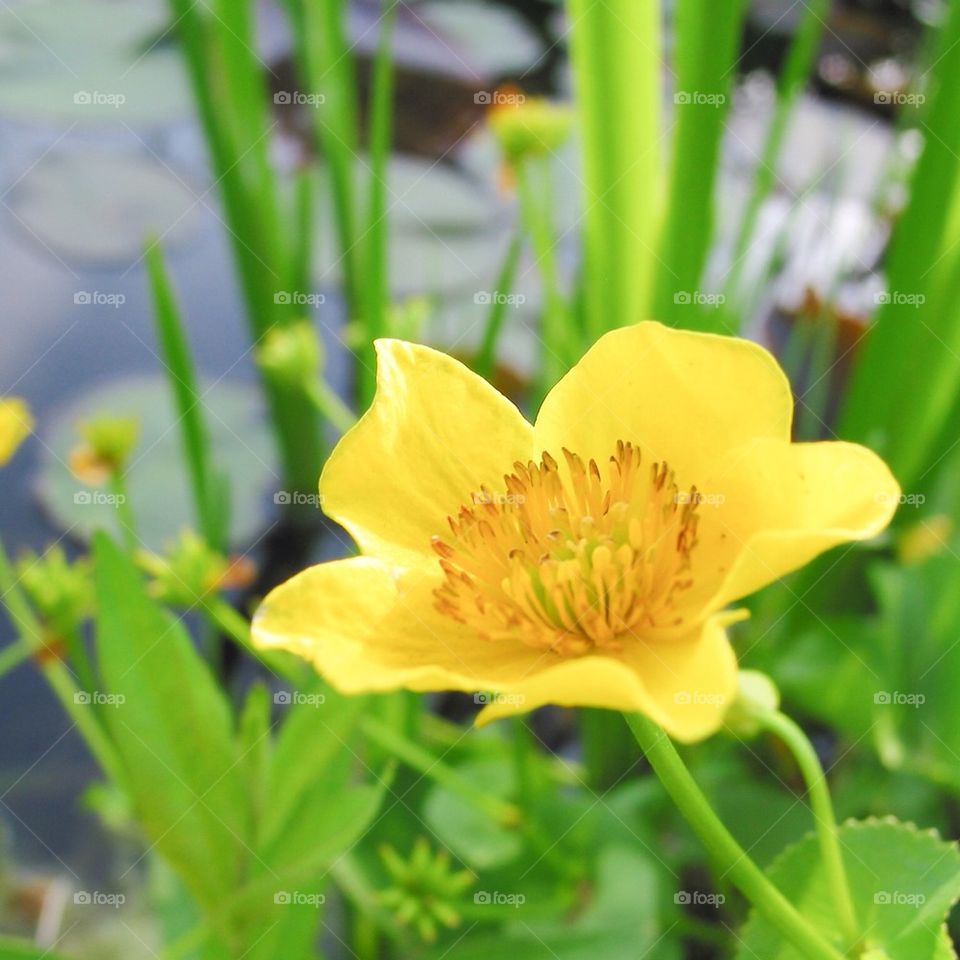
423 845 678 960
0 939 75 960
735 818 960 960
423 758 522 870
92 533 249 909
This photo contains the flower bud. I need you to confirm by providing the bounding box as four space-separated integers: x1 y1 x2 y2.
256 321 321 390
724 670 781 739
138 530 255 608
70 415 138 483
489 93 574 167
16 546 93 641
378 838 474 942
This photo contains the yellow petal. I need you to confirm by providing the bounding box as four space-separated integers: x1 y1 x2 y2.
475 614 740 742
252 557 548 693
534 322 792 484
252 557 737 740
321 340 534 569
0 397 33 467
689 438 900 612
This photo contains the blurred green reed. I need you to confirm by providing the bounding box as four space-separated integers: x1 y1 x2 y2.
840 0 960 490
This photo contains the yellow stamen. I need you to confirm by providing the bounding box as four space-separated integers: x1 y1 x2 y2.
432 441 699 655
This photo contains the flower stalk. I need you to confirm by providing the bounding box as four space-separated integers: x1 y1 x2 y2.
750 707 860 950
625 712 847 960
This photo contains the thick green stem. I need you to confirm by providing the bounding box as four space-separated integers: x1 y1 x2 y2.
625 713 846 960
753 708 860 949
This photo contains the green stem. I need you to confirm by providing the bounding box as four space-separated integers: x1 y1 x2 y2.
625 713 846 960
0 539 126 787
753 708 860 949
203 597 305 684
516 157 570 396
110 471 138 553
475 223 525 381
305 379 357 434
360 715 520 826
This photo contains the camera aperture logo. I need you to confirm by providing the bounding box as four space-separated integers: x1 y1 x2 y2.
474 691 526 706
474 291 526 307
273 690 326 707
874 691 925 707
274 491 323 507
74 490 126 507
75 691 125 708
74 890 125 908
474 890 525 907
274 291 326 307
274 890 326 907
674 690 725 706
274 91 326 108
674 890 725 907
73 91 126 108
474 90 525 106
874 890 926 907
74 291 125 309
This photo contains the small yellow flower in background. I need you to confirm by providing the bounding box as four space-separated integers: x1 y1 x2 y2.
488 92 574 166
0 397 33 466
69 415 139 485
252 322 899 741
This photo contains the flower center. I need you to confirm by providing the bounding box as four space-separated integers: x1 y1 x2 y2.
431 441 700 656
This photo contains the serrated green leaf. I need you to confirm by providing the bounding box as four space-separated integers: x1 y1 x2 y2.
736 818 960 960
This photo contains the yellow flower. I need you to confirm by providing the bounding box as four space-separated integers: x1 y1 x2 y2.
252 323 899 741
0 397 32 466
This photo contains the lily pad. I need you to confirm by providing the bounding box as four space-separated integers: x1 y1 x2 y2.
37 375 276 550
416 1 544 77
313 155 510 298
735 817 960 960
6 146 202 266
0 0 190 124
